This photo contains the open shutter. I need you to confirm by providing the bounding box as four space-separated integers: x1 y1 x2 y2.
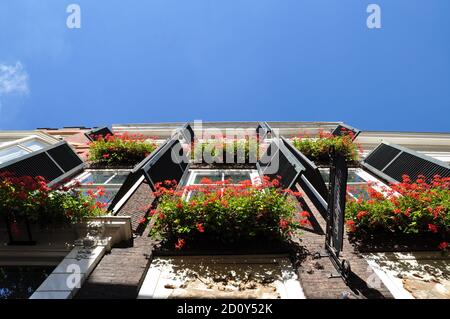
257 138 305 190
332 123 361 140
174 123 195 144
362 142 450 183
0 141 84 184
256 122 273 140
85 126 113 141
141 138 189 191
282 137 328 216
108 123 192 213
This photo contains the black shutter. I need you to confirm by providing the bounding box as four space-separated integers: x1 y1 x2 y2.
256 122 273 140
364 143 401 171
175 123 195 144
85 126 113 141
0 142 84 183
282 137 328 216
362 142 450 183
332 123 361 140
108 123 192 213
47 143 83 172
257 138 304 190
142 139 189 191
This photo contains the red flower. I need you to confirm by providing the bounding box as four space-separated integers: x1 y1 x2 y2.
403 208 411 217
428 224 438 233
271 179 281 187
138 217 147 224
102 153 110 159
96 187 105 197
176 203 183 209
300 211 310 218
346 220 356 232
279 219 289 230
300 219 311 227
438 241 449 250
357 211 368 220
196 223 205 233
175 238 186 250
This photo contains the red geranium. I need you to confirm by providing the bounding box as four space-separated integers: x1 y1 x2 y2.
428 224 438 233
175 238 186 250
357 211 368 220
196 223 205 233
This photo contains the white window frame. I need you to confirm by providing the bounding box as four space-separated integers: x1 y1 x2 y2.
66 169 131 205
320 167 396 200
183 169 260 201
0 135 51 164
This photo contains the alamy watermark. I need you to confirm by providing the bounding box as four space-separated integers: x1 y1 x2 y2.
367 4 382 29
66 263 82 289
169 120 281 174
66 4 381 30
66 4 81 29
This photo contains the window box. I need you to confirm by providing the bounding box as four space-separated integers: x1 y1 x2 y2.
345 174 450 251
148 175 308 250
291 131 361 166
88 133 156 168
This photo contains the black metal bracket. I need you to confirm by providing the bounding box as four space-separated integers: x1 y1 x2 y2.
326 243 351 283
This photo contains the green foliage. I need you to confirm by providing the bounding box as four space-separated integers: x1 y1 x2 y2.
88 132 156 167
292 131 360 164
192 139 260 163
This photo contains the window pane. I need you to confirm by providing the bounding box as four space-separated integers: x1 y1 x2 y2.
80 171 115 184
193 172 222 184
0 146 29 164
82 189 118 204
321 169 365 183
20 139 48 151
347 184 370 200
224 171 251 184
320 169 330 183
107 173 128 185
347 170 365 183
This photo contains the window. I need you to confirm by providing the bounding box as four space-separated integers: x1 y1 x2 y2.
20 139 48 151
185 169 259 185
319 168 365 184
320 168 373 200
71 170 131 204
0 146 29 164
0 137 50 164
183 169 259 201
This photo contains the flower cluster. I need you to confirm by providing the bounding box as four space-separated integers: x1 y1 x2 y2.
0 172 106 226
192 138 261 164
291 129 361 164
345 174 450 250
148 177 309 249
88 133 156 167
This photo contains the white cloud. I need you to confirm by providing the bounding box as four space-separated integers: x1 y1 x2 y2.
0 61 29 96
0 61 29 114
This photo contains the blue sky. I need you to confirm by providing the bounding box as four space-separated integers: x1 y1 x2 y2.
0 1 449 132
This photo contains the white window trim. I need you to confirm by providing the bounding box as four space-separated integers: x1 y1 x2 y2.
0 135 49 152
183 169 259 201
319 167 399 200
67 169 131 187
